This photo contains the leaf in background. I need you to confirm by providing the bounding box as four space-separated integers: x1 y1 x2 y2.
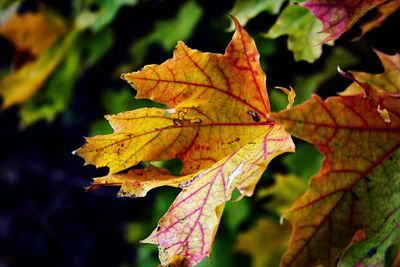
273 52 400 266
0 29 78 110
257 174 308 215
338 209 400 267
81 28 114 67
0 0 19 10
228 0 286 30
74 0 138 32
129 0 202 68
18 27 116 127
302 0 386 43
19 36 80 127
236 218 292 267
264 4 330 63
76 18 295 266
0 8 73 110
0 9 67 58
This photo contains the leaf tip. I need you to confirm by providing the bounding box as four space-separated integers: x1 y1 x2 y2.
229 15 242 31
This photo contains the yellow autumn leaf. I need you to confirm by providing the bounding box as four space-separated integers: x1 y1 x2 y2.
0 8 76 110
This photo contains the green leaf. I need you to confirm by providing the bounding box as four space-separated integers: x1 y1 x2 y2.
264 4 329 63
129 0 202 68
75 0 138 32
338 209 400 267
82 28 114 67
228 0 286 30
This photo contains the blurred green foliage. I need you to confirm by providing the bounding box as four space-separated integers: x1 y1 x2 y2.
128 0 202 69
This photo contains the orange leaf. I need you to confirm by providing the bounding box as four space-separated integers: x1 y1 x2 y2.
273 53 400 266
75 18 294 266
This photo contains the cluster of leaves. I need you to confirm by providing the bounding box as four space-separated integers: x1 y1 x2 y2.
2 0 399 266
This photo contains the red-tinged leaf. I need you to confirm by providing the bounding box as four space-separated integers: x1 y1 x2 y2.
302 0 386 43
143 125 294 266
273 60 400 265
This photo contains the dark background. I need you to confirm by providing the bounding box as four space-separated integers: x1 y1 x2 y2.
1 0 399 266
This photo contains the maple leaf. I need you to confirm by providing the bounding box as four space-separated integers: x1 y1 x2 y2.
273 51 400 266
75 18 294 266
302 0 387 43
